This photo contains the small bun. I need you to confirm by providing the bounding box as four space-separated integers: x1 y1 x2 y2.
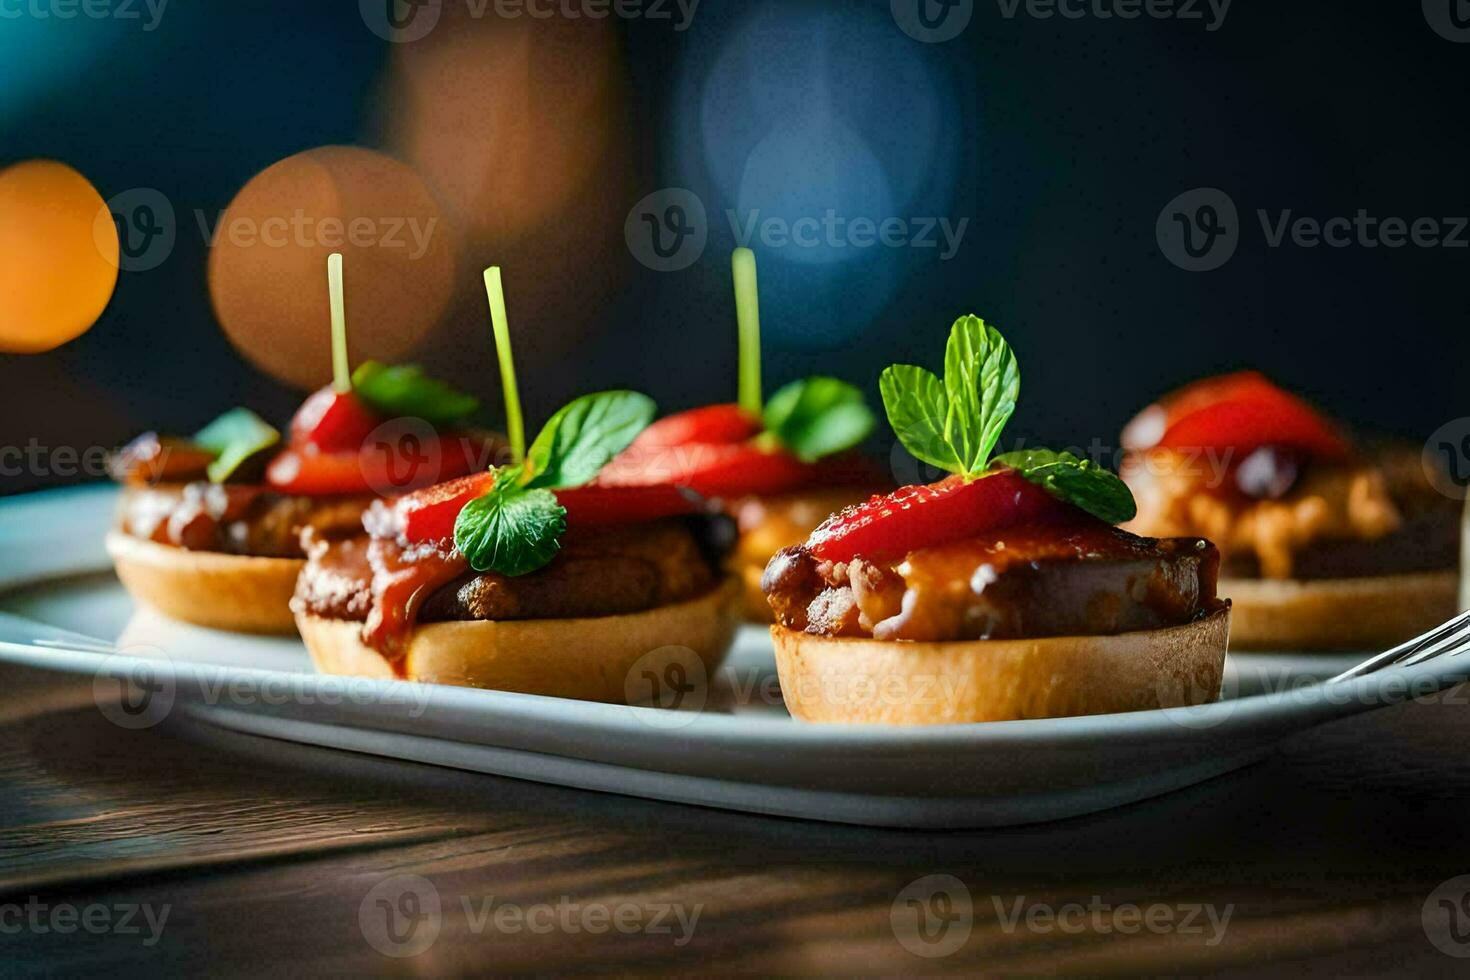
771 607 1231 725
1221 571 1459 651
106 531 301 634
297 578 742 702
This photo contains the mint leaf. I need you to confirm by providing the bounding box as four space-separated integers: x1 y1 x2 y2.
880 364 965 474
880 316 1020 478
352 361 480 427
524 391 655 490
193 408 280 484
762 376 875 462
943 315 1019 475
453 466 567 575
451 391 653 574
992 449 1137 525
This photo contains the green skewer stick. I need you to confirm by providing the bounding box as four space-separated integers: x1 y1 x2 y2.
483 266 525 466
327 252 351 394
732 247 762 416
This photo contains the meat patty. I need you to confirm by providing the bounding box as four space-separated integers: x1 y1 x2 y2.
763 521 1224 642
118 483 372 558
295 517 728 626
1219 509 1459 580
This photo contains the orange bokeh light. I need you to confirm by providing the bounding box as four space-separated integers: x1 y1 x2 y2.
0 159 119 354
373 14 637 378
207 146 457 390
384 15 623 239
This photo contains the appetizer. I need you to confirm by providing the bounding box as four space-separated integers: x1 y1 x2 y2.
108 254 496 634
600 248 887 621
1121 371 1460 650
291 269 740 700
763 316 1230 725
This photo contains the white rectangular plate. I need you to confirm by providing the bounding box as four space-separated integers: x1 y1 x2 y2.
0 485 1462 828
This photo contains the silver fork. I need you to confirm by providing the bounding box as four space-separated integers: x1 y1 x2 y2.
1329 609 1470 684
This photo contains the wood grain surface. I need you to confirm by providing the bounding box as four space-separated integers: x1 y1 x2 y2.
4 659 1470 977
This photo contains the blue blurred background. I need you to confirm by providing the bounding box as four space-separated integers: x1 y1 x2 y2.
1 0 1465 493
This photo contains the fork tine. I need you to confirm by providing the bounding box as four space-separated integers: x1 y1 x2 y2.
1395 616 1470 669
1329 610 1470 684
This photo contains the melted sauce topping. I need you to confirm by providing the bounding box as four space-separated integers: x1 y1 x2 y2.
362 537 467 673
1124 447 1409 578
764 520 1222 642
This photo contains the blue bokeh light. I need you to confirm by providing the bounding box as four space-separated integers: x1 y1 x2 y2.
677 1 962 349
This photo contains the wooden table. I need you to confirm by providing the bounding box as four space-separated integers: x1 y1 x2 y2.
4 660 1470 977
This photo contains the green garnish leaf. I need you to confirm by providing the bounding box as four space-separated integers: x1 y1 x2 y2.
352 361 480 427
879 364 962 474
193 408 280 484
943 315 1019 474
880 315 1019 479
450 391 653 574
762 376 875 462
524 390 656 490
453 466 568 575
992 448 1138 525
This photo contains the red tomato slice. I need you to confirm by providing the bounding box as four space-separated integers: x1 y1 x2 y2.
1125 372 1352 461
267 433 484 497
557 483 700 528
807 472 1072 563
629 404 762 450
289 387 383 452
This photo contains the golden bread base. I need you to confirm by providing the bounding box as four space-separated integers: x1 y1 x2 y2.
771 607 1231 725
297 578 742 702
106 531 301 634
1222 570 1459 651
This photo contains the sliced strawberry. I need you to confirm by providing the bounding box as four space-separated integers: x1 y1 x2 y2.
1157 371 1276 427
629 404 762 450
807 471 1073 563
1157 387 1352 461
395 474 702 543
1123 371 1274 451
600 440 821 499
1125 372 1352 461
557 483 700 528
